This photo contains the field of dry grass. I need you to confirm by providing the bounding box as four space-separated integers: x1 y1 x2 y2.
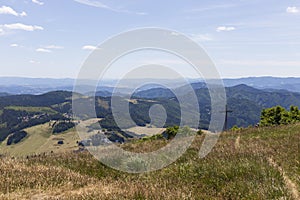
125 126 165 136
0 123 299 199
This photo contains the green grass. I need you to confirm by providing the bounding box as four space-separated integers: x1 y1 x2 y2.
5 106 57 114
0 123 299 199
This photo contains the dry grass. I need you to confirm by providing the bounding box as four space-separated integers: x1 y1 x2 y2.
0 124 299 199
125 126 165 137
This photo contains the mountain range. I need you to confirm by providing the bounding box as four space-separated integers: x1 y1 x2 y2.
1 75 300 146
1 82 300 145
1 76 300 95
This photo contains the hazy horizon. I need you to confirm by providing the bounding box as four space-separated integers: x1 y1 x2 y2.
1 75 300 80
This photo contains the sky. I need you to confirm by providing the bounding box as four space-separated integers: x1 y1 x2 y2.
0 0 299 79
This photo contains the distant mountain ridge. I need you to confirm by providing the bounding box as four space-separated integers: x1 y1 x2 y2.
0 93 10 97
1 76 300 95
222 77 300 93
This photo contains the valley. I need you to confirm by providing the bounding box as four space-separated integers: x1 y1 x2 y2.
0 83 300 158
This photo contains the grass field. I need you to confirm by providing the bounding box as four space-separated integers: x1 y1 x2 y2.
4 106 58 114
0 123 79 156
0 123 299 199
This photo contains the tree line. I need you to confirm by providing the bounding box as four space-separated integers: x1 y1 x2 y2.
260 105 300 126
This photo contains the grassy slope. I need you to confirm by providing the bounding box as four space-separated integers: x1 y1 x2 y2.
0 124 299 199
0 123 79 156
4 106 58 114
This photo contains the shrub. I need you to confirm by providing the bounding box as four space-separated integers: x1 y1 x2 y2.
7 131 27 145
163 126 179 139
197 129 203 135
52 121 75 134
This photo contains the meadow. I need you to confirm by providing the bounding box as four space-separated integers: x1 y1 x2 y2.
0 123 299 199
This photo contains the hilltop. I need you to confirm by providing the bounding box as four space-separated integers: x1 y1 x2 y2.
0 123 299 199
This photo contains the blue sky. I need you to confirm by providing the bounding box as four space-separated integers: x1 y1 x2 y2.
0 0 299 78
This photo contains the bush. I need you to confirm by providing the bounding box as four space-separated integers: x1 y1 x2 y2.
163 126 179 139
7 131 27 145
197 129 203 135
231 125 242 132
52 121 75 134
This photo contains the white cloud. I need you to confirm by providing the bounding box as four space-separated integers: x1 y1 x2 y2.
34 45 64 53
216 26 236 32
0 6 27 17
170 31 180 36
74 0 109 9
190 33 213 42
74 0 147 15
286 6 299 13
186 4 236 13
36 48 51 53
0 23 43 35
32 0 44 5
20 11 27 17
1 23 43 31
0 6 18 16
171 32 213 42
10 44 19 47
29 60 40 64
82 45 98 50
44 45 64 49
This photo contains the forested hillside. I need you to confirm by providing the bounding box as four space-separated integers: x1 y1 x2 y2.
1 85 300 144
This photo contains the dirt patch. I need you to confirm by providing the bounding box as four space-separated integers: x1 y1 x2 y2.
235 135 240 149
267 157 299 200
